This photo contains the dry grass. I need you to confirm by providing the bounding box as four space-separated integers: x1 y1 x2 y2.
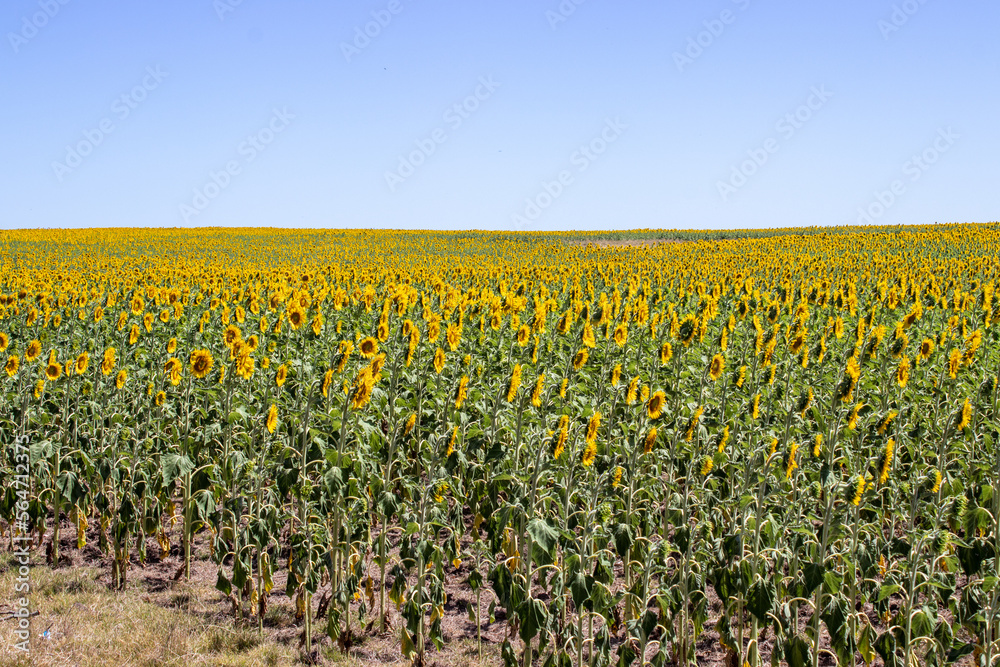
0 549 502 667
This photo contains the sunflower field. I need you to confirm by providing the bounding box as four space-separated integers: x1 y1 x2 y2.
2 225 1000 667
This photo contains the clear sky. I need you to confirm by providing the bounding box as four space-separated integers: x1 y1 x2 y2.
2 0 997 231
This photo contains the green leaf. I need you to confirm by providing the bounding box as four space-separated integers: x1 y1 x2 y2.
400 627 416 660
803 561 824 593
747 578 775 623
215 568 232 596
612 522 633 558
876 583 900 602
161 453 194 486
518 597 548 643
947 642 974 663
783 634 811 667
569 569 594 610
527 518 558 556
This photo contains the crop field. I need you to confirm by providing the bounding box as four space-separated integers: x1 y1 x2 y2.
1 225 999 667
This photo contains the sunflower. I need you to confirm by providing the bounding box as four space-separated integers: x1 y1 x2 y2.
322 369 334 397
159 309 170 324
275 363 288 387
849 475 866 506
700 456 714 476
625 376 639 405
454 375 469 409
404 413 417 436
716 425 730 453
796 388 813 417
553 415 569 459
432 348 446 374
733 365 747 388
100 348 116 375
115 369 127 390
612 322 627 348
190 349 214 379
142 312 154 332
45 360 62 381
34 379 44 399
917 337 934 363
660 342 673 365
25 339 41 363
585 411 601 448
643 427 657 454
647 390 666 420
446 323 461 351
928 469 942 494
684 406 704 442
154 391 166 407
129 324 140 345
266 404 278 434
0 333 7 351
359 336 378 359
236 354 255 381
5 355 18 378
955 398 972 430
287 308 305 330
160 357 181 385
580 321 597 348
847 403 864 430
370 353 386 377
167 338 177 354
676 315 698 346
350 368 375 410
75 352 89 375
572 347 588 370
517 324 531 346
504 364 522 403
878 439 894 484
708 354 725 382
223 324 243 349
528 374 544 407
896 356 910 387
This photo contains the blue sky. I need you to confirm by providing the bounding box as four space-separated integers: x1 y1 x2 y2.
2 0 997 231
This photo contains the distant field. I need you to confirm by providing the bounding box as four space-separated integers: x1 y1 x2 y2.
1 225 999 667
